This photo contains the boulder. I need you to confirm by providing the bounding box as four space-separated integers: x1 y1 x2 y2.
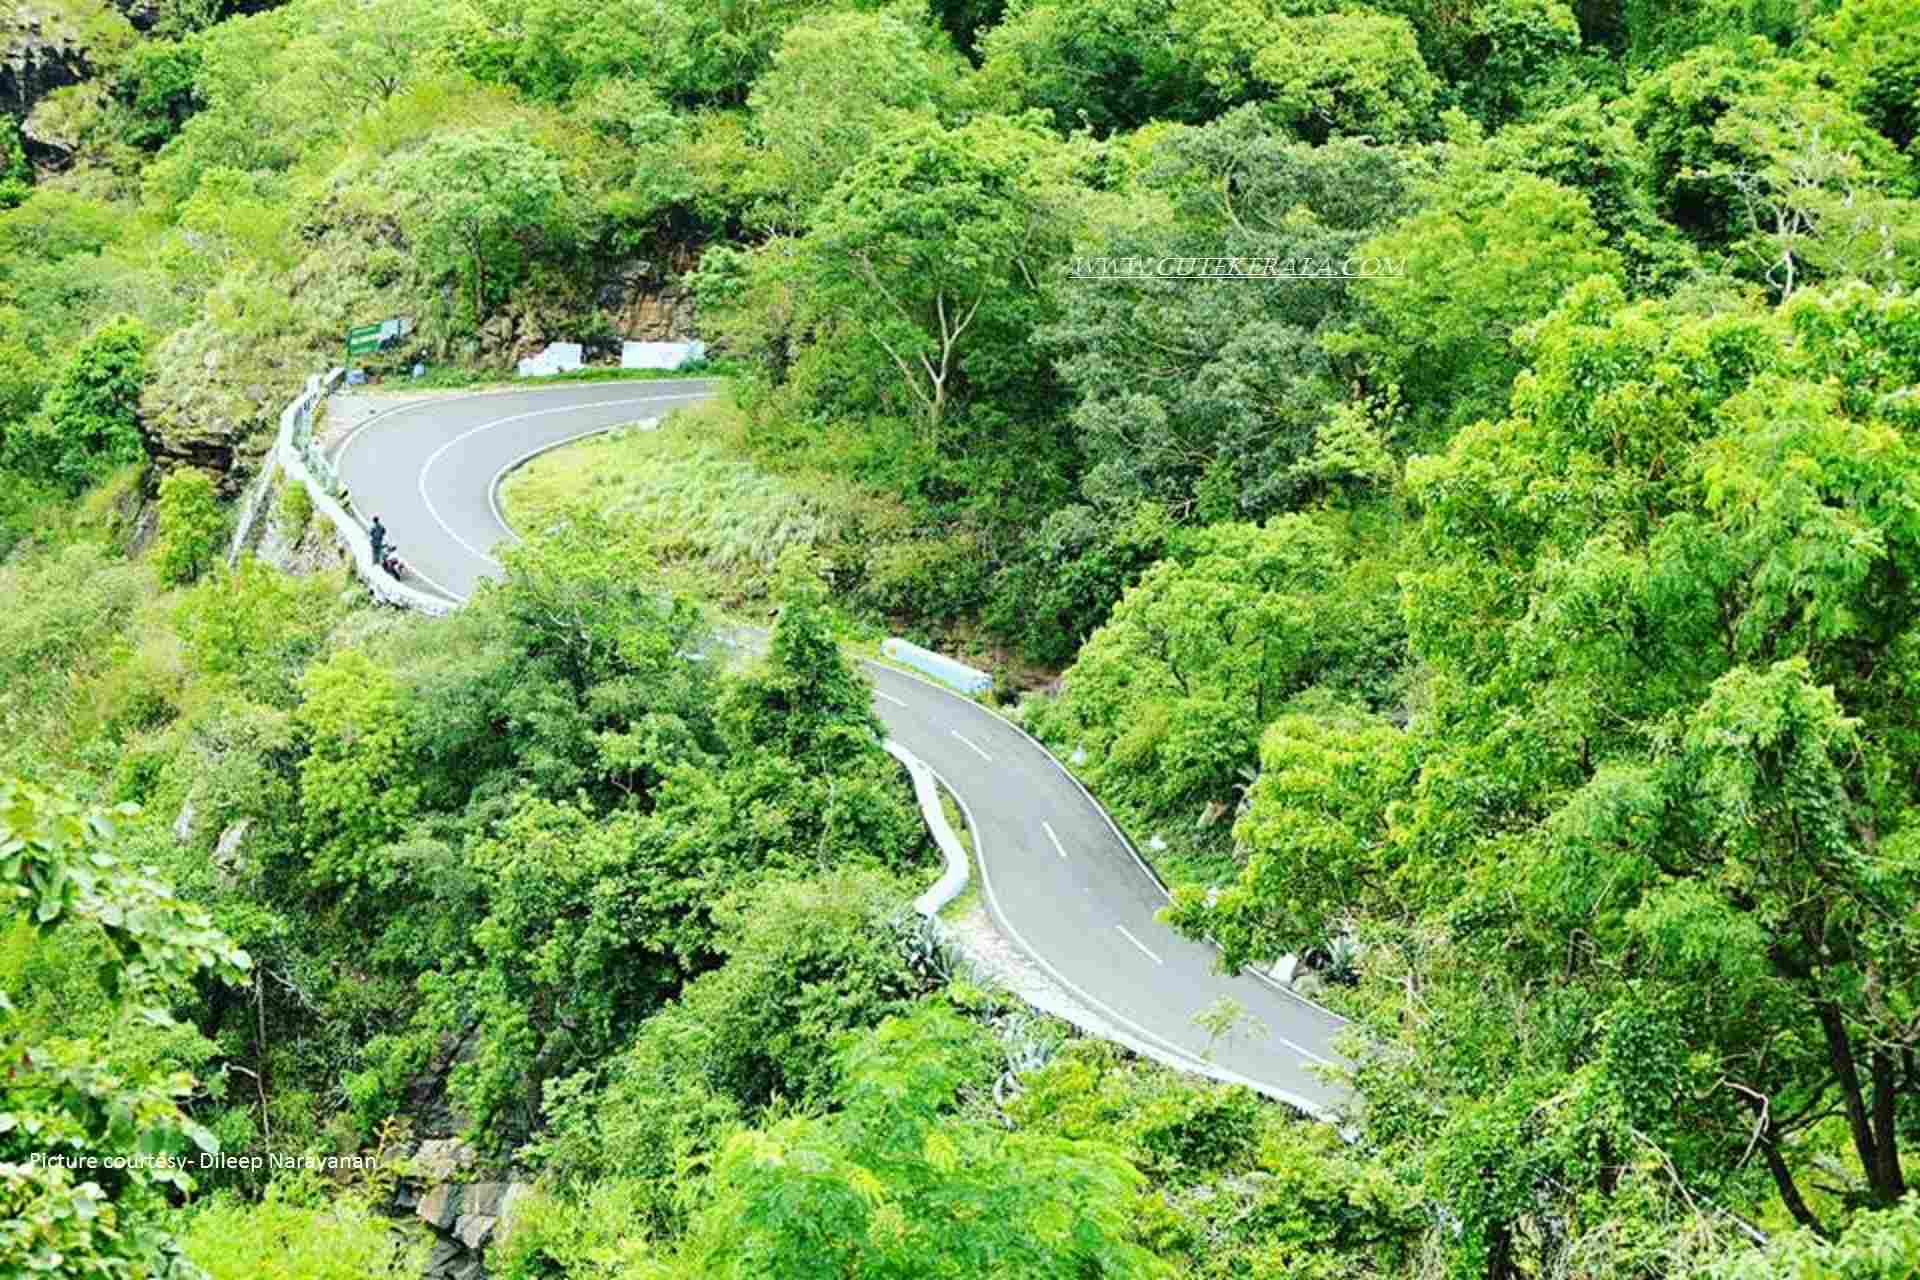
416 1182 459 1232
412 1138 477 1183
453 1213 497 1251
461 1181 508 1217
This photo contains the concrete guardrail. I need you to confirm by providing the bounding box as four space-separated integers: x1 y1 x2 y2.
881 637 991 695
885 740 970 916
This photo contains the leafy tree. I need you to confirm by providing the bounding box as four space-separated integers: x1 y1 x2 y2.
1628 39 1899 255
532 869 933 1235
479 512 721 804
672 1005 1171 1278
292 649 421 893
1 775 249 1280
1274 280 1920 1252
1340 166 1620 435
0 307 47 446
181 1188 426 1280
297 0 454 115
1031 517 1344 827
979 0 1200 136
424 796 688 1139
776 115 1081 438
1049 116 1414 518
722 595 881 770
1816 0 1920 151
1165 707 1417 969
988 501 1169 666
155 466 225 585
1169 1 1440 142
747 10 963 224
1705 86 1920 298
1371 0 1585 122
392 125 574 323
174 558 342 707
112 38 204 150
1483 95 1700 294
8 315 148 493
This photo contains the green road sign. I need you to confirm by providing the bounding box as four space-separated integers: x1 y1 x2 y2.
346 317 409 357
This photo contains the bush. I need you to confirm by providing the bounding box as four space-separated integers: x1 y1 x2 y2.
181 1188 426 1280
155 467 225 584
9 315 148 494
276 472 313 543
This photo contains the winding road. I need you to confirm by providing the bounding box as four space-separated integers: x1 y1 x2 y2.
335 379 1349 1117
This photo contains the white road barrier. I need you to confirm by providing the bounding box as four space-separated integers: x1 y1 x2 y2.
882 637 991 695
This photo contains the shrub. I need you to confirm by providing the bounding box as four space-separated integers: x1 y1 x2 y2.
276 472 313 543
181 1188 426 1280
10 315 148 493
155 466 225 584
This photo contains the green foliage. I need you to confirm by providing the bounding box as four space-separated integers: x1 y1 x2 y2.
1341 165 1621 434
180 1187 427 1279
112 38 205 150
0 543 153 762
1 775 249 1280
672 1005 1170 1278
979 0 1200 136
9 315 149 493
0 117 29 210
533 870 932 1227
748 10 966 225
1049 116 1414 519
756 114 1079 435
174 557 343 706
154 466 225 585
723 596 881 769
292 649 421 892
1166 708 1417 968
275 472 312 542
1032 517 1353 827
389 125 575 322
1817 0 1920 152
987 501 1169 666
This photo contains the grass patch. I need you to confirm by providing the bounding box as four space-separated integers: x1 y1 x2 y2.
497 396 912 622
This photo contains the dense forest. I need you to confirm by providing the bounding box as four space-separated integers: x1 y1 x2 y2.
5 0 1920 1275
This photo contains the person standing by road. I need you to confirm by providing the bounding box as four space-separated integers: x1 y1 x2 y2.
369 515 387 566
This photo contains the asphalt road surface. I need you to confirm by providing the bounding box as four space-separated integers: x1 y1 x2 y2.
334 379 1350 1116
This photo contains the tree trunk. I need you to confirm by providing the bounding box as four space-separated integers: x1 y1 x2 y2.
1816 1000 1906 1203
1870 1046 1907 1201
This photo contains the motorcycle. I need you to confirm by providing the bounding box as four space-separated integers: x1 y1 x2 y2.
378 543 407 580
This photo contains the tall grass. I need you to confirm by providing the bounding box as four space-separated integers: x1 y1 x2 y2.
499 399 907 612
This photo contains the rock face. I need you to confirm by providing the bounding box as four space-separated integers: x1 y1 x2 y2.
140 322 299 492
0 7 91 126
596 257 700 341
397 1139 537 1280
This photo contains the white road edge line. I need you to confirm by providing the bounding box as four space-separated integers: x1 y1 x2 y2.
876 691 907 707
415 395 706 574
861 658 1349 1030
1116 924 1163 965
951 730 992 762
926 757 1338 1117
1042 821 1069 860
484 416 663 551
